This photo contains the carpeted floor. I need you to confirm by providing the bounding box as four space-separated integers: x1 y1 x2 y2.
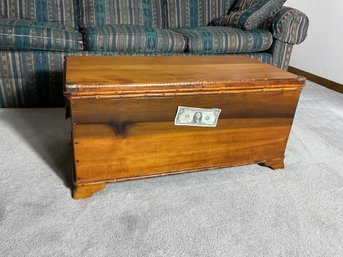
1 81 343 257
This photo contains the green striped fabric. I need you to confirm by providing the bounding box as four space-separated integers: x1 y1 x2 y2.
272 7 309 45
256 16 273 31
79 0 164 28
0 0 78 28
231 0 259 11
0 51 67 107
174 26 273 54
84 24 186 53
0 19 82 51
268 39 293 70
165 0 237 29
210 0 286 30
0 50 272 107
239 52 272 64
0 1 309 108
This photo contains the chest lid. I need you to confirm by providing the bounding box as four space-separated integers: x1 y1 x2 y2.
64 56 304 98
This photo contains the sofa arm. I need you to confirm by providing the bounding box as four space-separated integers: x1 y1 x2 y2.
271 7 309 45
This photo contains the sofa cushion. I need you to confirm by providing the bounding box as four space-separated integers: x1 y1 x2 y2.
83 25 186 53
0 19 82 51
211 0 286 30
0 0 78 28
175 26 273 54
165 0 238 29
79 0 164 28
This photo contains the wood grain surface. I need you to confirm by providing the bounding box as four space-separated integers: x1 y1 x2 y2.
65 56 304 97
73 118 291 182
65 56 305 199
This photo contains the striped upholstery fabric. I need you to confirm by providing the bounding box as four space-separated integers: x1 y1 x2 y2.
210 0 286 30
0 19 82 51
268 39 293 70
240 52 272 65
84 25 186 53
79 0 164 28
174 26 273 54
256 16 273 30
0 0 78 28
0 50 273 107
0 51 67 107
272 7 309 45
0 0 309 108
164 0 237 29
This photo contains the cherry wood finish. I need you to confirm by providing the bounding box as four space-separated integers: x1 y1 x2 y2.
73 183 106 199
65 56 305 199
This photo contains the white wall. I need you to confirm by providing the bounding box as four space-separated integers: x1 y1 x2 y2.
286 0 343 84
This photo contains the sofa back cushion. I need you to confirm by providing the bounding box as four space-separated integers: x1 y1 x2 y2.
79 0 164 28
0 0 78 28
228 0 286 30
230 0 257 10
164 0 237 29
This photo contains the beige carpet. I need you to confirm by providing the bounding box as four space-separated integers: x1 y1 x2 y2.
1 81 343 257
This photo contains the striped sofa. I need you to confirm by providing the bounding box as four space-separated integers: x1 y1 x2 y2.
0 0 309 108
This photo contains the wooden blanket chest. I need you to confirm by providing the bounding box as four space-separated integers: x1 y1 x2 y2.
64 56 305 199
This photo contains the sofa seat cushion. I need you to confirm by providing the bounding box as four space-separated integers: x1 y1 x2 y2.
174 26 273 54
83 25 187 53
0 19 82 51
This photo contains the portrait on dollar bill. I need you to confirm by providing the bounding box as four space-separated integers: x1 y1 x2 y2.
193 112 202 124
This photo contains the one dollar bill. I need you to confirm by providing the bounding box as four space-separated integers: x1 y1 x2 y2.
174 106 221 127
